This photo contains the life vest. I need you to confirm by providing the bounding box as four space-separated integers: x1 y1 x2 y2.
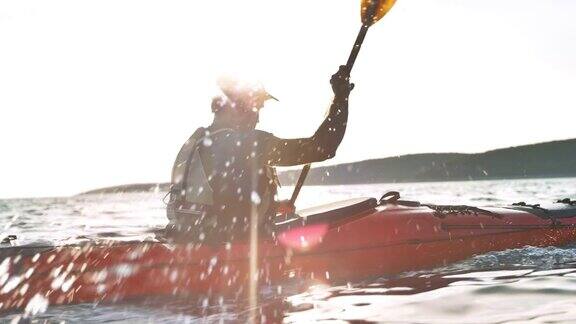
170 127 217 207
167 127 279 231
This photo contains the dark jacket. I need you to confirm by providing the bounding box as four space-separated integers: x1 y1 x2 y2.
167 94 349 242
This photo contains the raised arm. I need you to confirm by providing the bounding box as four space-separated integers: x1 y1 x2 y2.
264 66 354 167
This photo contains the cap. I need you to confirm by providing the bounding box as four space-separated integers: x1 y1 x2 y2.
216 77 278 113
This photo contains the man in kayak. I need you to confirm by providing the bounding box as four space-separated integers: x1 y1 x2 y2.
166 66 353 242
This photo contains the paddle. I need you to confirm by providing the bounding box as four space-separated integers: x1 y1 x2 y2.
290 0 397 207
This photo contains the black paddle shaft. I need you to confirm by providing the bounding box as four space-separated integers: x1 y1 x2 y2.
290 163 311 206
289 1 380 206
346 0 380 74
345 24 370 75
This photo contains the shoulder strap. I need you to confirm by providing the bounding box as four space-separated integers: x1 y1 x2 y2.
179 127 206 192
180 128 234 198
196 128 236 183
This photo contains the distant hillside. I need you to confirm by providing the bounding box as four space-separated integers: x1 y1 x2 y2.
79 183 170 195
278 138 576 185
78 138 576 195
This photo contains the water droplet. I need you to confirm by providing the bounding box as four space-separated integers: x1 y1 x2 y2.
251 192 261 205
113 264 135 278
61 275 76 292
0 258 10 277
202 137 213 147
1 276 22 293
24 294 48 316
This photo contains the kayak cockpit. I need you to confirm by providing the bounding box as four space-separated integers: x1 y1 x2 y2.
275 197 377 231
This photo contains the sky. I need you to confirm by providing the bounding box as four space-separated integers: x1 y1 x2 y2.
1 0 575 199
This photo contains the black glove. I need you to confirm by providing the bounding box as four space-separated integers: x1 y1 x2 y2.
330 65 355 98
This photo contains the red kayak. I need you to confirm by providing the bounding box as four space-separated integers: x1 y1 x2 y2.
1 193 576 312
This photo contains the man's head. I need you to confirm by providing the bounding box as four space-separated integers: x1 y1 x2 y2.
211 77 278 131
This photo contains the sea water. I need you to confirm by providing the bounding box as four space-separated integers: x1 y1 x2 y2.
1 178 576 323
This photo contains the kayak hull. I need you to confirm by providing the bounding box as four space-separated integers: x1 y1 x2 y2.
1 199 576 312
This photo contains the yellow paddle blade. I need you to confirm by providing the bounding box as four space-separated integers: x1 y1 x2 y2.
361 0 397 26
